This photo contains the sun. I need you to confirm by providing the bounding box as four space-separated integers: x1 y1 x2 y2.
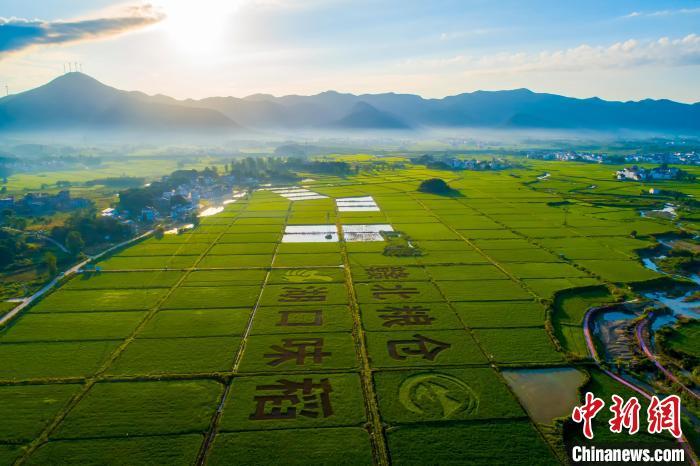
157 0 236 59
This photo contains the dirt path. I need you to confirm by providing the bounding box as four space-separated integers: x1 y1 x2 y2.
409 193 567 463
195 202 294 466
13 221 242 465
336 216 390 466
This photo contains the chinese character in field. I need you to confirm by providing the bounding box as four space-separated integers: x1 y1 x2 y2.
278 285 328 302
387 334 450 361
366 266 409 280
276 310 323 327
284 270 333 283
250 378 334 420
377 305 435 327
572 392 605 440
647 395 682 438
609 395 641 435
264 338 331 366
371 284 420 300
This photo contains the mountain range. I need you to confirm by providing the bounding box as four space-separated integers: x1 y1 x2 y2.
0 72 698 133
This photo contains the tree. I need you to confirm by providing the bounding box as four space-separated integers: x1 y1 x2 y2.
0 245 14 267
418 178 455 195
66 231 84 256
154 225 165 239
118 188 154 215
45 252 57 276
170 194 189 207
8 216 27 230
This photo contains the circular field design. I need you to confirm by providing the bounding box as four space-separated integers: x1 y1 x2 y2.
398 373 479 419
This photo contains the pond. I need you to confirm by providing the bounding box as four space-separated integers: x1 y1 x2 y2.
502 368 586 425
199 206 224 217
640 203 677 219
639 238 700 330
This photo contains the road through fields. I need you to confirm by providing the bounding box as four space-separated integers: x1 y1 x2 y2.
0 229 154 328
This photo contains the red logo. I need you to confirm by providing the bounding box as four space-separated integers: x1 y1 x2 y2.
647 395 682 438
572 392 605 440
609 395 641 435
572 393 682 439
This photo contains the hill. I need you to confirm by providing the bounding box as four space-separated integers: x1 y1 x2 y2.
1 74 698 134
328 102 410 129
0 73 238 132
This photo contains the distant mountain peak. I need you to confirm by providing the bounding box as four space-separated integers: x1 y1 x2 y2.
243 93 276 101
329 101 411 129
0 75 697 134
46 72 105 89
0 72 238 132
352 101 376 111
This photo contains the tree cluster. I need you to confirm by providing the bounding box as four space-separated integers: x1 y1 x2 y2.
418 178 454 195
50 209 131 255
0 229 29 267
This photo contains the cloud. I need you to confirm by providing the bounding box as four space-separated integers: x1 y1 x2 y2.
439 29 499 41
236 0 344 12
398 34 700 74
623 7 700 18
0 4 165 59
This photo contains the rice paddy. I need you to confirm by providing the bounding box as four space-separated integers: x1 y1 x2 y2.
1 159 685 465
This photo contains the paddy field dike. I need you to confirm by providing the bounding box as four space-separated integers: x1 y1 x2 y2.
1 161 693 465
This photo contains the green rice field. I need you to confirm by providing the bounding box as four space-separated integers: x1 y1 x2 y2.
2 159 690 465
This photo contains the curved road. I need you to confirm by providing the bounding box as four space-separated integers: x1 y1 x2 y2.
583 306 698 465
0 227 69 254
635 313 699 400
583 304 653 398
0 229 153 327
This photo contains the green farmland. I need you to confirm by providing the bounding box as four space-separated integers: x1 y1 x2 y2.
2 159 694 465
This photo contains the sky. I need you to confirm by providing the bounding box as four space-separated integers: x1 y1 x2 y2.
0 0 699 102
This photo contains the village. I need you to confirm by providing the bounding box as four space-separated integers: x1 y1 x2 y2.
102 168 241 226
0 190 91 215
614 165 693 182
526 150 700 165
413 154 518 171
445 157 515 171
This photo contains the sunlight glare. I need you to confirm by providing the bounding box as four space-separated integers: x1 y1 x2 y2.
158 0 236 59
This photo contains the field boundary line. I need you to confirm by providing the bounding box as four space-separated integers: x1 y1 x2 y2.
14 204 247 465
336 216 390 466
410 192 568 464
0 230 154 329
409 195 539 301
195 199 293 466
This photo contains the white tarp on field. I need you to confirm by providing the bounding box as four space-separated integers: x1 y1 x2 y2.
282 232 339 243
336 196 380 212
342 224 393 242
268 186 328 201
285 225 337 234
280 223 393 242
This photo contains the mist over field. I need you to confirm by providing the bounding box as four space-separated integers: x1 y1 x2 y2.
2 1 700 465
0 73 698 147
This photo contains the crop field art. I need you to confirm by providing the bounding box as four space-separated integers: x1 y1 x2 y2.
1 161 699 466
